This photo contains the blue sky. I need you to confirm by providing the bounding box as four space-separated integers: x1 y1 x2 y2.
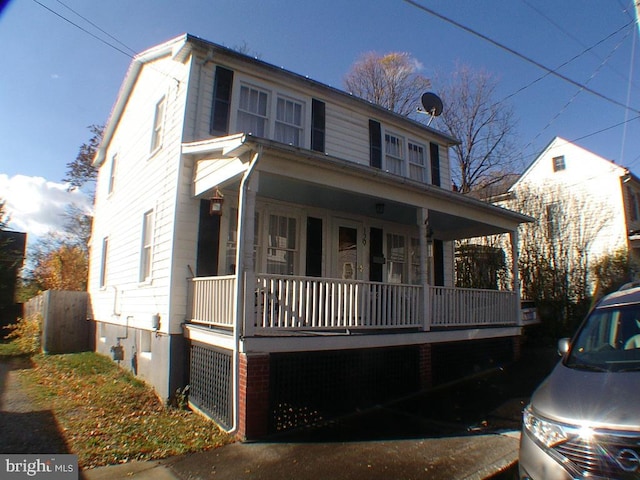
1 0 639 238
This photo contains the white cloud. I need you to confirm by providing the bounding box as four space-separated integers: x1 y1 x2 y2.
0 174 92 241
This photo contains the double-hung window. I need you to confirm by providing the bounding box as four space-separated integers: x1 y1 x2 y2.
386 233 406 284
385 133 404 175
100 237 109 288
408 141 426 182
267 214 297 275
150 96 165 152
275 96 303 146
140 210 154 282
237 85 269 137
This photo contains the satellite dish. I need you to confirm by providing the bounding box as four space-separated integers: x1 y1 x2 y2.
419 92 443 126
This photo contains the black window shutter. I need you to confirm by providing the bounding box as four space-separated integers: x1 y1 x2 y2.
369 120 382 169
430 142 441 187
210 66 234 136
311 99 326 152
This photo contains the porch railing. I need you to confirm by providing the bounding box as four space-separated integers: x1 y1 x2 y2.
188 274 519 331
254 274 421 330
190 275 236 328
429 286 516 327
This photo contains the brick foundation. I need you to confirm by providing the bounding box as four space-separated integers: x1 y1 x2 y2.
237 353 270 441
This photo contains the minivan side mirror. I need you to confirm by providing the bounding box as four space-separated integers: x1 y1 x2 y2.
557 338 570 356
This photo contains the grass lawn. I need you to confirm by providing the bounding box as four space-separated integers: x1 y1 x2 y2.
0 343 233 469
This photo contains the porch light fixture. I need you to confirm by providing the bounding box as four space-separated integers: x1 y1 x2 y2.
375 203 385 215
209 189 224 215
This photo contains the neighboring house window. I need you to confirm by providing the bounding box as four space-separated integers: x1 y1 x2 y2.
408 142 426 182
210 66 234 136
140 210 154 282
546 203 561 238
237 85 268 137
311 99 325 152
430 142 441 187
387 233 406 283
385 133 404 175
150 96 166 152
552 155 566 172
108 154 117 194
267 214 297 275
369 120 382 169
100 237 109 288
275 96 303 146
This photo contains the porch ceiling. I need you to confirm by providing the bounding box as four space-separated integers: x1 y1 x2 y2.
258 172 516 240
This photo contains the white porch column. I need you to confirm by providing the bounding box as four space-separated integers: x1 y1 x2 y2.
510 229 522 326
419 208 431 331
237 170 259 338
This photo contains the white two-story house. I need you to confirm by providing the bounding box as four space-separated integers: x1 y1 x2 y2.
88 34 531 440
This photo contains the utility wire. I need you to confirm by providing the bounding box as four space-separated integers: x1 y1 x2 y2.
31 0 136 60
403 0 640 114
53 0 137 56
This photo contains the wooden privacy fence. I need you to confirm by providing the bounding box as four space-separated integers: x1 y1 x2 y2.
24 290 93 354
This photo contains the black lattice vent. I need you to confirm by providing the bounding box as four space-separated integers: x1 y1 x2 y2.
269 346 419 433
189 343 233 430
431 337 514 385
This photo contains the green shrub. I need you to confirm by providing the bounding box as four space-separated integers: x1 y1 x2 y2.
3 313 41 354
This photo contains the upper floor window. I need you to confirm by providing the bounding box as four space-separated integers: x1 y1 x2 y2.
408 142 426 182
108 154 117 194
629 189 639 222
546 203 561 238
150 96 165 153
552 155 566 172
275 96 303 146
237 85 268 137
385 133 404 176
140 209 154 282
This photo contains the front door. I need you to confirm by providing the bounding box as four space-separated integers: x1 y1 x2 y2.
334 222 363 280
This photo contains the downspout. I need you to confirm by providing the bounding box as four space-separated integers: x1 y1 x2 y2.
231 143 262 434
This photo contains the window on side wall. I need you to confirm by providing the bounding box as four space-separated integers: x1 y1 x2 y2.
108 154 117 194
546 203 561 238
100 237 109 288
237 85 269 137
385 133 404 176
552 155 565 172
140 210 154 282
275 96 303 146
150 96 166 153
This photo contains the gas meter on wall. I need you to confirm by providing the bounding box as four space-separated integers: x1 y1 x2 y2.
111 344 124 361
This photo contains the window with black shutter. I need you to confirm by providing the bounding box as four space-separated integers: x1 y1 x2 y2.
311 99 325 152
210 66 234 136
369 120 382 169
430 142 441 187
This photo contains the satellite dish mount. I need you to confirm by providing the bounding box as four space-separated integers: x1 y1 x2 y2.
418 92 443 126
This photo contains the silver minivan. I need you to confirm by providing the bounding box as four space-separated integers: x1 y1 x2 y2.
519 286 640 479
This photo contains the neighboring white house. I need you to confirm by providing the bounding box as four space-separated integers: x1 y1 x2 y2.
488 136 640 296
88 34 531 440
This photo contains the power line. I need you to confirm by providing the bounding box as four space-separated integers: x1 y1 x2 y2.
53 0 137 56
31 0 136 60
403 0 640 114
